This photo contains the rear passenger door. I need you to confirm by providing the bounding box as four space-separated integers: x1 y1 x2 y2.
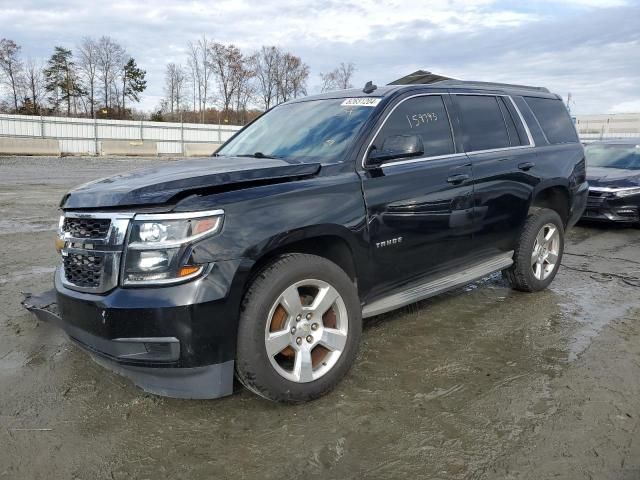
451 93 537 256
360 93 475 296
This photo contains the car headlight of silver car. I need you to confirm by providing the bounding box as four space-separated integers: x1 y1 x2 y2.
123 210 224 285
613 187 640 198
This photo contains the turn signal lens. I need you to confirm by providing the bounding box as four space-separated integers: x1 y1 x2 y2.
178 265 202 277
55 236 65 254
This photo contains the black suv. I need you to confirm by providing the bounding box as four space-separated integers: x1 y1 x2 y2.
25 80 587 403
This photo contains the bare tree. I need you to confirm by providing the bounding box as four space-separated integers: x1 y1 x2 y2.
320 62 356 92
232 56 255 123
187 35 213 123
77 37 99 116
251 46 281 110
275 53 309 103
187 41 201 113
24 59 45 114
0 38 23 111
96 36 125 109
209 42 244 114
164 63 187 116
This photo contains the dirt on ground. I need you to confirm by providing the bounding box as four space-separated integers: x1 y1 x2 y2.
0 156 639 480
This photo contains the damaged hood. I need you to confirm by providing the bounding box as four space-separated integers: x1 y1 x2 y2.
587 167 640 189
61 156 321 209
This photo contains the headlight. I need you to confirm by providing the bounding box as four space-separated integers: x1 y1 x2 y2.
613 187 640 198
123 210 223 285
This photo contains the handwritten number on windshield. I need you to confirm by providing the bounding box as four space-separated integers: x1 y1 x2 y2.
406 112 438 128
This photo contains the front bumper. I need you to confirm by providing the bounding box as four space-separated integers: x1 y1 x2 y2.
23 259 250 399
582 191 640 224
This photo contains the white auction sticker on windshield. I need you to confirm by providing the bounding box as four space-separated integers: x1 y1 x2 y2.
341 98 381 107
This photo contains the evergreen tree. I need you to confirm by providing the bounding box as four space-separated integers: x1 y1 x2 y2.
121 58 146 114
44 46 84 115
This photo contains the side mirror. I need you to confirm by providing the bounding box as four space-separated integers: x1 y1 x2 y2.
366 135 424 168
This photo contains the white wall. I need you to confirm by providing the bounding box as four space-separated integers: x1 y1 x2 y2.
575 113 640 141
0 114 242 155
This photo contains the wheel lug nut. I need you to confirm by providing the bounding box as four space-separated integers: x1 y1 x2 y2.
311 323 318 331
306 335 313 343
296 337 302 345
296 314 302 322
306 313 312 320
290 327 296 334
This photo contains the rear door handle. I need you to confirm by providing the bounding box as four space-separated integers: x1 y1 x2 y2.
447 173 470 185
518 162 535 171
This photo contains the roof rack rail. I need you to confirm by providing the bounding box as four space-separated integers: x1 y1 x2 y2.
434 79 550 93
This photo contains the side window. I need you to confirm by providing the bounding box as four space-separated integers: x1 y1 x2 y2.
374 95 455 158
524 96 578 144
456 95 510 151
497 97 522 146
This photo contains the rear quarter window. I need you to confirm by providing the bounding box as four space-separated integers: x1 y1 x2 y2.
524 97 578 145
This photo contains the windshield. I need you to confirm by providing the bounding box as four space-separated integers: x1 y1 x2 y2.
217 98 378 163
585 143 640 170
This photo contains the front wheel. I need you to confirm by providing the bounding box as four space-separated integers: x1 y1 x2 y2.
503 208 565 292
236 254 362 403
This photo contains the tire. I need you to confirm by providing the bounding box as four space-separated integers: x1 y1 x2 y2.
236 253 362 403
503 207 565 292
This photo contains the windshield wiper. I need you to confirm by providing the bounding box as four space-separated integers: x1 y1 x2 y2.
237 152 279 159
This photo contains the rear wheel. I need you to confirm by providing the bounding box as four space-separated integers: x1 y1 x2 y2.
503 208 565 292
236 254 361 403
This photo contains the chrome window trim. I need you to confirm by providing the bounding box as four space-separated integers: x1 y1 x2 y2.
361 92 536 169
507 96 535 147
379 152 468 168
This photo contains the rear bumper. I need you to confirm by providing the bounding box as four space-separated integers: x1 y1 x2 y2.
23 259 250 399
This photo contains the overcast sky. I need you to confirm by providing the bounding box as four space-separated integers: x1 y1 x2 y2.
1 0 639 115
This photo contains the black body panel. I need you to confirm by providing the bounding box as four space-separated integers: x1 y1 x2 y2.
25 80 588 399
61 156 321 209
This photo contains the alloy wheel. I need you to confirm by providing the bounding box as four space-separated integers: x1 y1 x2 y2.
264 279 349 383
531 223 561 280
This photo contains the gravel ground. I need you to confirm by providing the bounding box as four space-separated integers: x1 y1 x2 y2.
1 156 639 480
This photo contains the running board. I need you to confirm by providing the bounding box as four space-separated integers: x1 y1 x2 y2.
362 251 514 318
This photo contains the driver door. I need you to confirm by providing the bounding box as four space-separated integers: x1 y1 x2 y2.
360 94 475 296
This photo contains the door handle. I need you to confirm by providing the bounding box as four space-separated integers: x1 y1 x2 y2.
447 173 470 185
518 162 535 171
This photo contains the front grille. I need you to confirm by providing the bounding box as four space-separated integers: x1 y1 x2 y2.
63 217 111 239
586 196 605 208
59 212 132 293
63 252 104 288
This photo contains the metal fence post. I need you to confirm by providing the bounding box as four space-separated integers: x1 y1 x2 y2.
140 120 144 141
218 123 222 143
94 116 99 155
180 114 185 156
40 115 45 138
